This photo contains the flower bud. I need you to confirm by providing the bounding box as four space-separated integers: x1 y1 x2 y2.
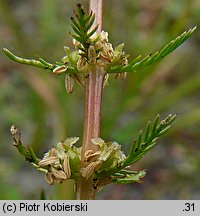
39 156 59 167
84 150 101 162
53 65 68 74
63 155 71 179
45 172 54 185
84 150 94 161
49 148 58 157
88 45 96 64
51 167 67 180
77 57 86 70
65 74 74 94
82 161 101 179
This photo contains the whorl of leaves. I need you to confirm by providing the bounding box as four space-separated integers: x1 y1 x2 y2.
108 27 196 73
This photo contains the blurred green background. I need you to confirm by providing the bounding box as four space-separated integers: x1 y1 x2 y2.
0 0 200 199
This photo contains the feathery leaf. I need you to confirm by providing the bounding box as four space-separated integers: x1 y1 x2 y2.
122 114 176 167
3 48 78 74
3 48 49 69
70 4 98 59
108 27 196 73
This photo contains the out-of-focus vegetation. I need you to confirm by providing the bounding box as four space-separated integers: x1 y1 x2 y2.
0 0 200 199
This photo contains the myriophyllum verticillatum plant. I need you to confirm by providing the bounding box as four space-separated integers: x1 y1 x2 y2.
4 3 196 199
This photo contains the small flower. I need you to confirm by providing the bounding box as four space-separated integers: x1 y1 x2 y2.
48 148 57 157
51 167 67 180
53 65 68 74
63 154 71 179
84 150 94 162
77 57 86 70
82 161 101 179
88 45 97 64
38 156 59 167
45 172 54 185
84 150 101 162
65 74 75 94
98 146 112 161
100 43 114 62
91 137 126 170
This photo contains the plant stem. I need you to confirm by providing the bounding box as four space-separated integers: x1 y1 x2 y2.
90 0 103 31
76 0 104 200
81 1 103 156
82 67 105 155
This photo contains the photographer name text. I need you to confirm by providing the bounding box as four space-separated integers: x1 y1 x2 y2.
2 202 88 213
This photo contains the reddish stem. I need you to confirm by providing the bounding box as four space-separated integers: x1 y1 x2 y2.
77 0 104 200
81 67 105 157
90 0 103 31
81 0 103 154
78 66 105 200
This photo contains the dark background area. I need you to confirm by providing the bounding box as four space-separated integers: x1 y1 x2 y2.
0 0 200 199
